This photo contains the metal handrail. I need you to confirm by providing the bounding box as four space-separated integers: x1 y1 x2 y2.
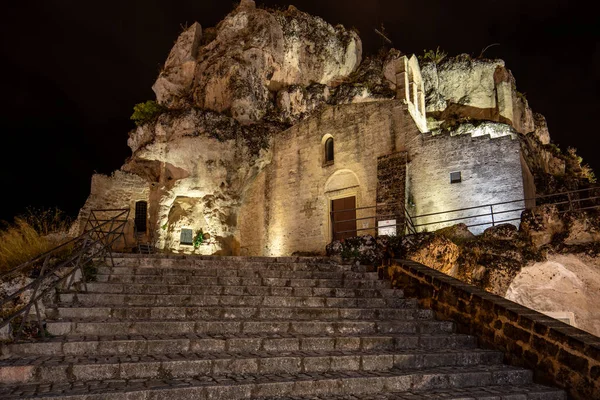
410 187 600 232
0 208 129 340
330 201 416 242
329 186 600 241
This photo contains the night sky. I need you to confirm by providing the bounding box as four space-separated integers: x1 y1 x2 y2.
1 0 598 223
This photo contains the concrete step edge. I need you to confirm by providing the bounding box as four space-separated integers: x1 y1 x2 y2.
0 363 533 391
5 333 478 356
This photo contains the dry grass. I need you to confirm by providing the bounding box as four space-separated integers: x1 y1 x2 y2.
0 208 72 274
0 219 52 274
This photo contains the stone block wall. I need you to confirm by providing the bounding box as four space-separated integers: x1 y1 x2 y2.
407 132 526 234
376 152 407 235
74 171 150 250
238 100 420 256
387 259 600 400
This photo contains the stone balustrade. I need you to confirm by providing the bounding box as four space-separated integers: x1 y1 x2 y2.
385 259 600 400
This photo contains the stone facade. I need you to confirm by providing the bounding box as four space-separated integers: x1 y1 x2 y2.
238 101 419 256
75 4 542 256
74 171 150 249
407 130 530 234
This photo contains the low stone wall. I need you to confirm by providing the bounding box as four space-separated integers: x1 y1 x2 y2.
385 259 600 400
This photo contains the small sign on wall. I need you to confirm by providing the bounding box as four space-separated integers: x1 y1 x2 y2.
378 219 396 236
180 228 193 245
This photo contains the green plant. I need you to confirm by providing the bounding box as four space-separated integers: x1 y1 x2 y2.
193 229 205 248
420 46 447 64
130 100 166 127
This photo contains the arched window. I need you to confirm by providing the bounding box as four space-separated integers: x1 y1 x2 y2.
134 201 147 234
325 137 334 163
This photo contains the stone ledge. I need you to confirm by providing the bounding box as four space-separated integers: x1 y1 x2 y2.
386 259 599 400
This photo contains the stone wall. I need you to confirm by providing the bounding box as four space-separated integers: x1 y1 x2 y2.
238 100 420 256
386 259 600 400
376 152 407 235
407 132 526 234
74 171 150 250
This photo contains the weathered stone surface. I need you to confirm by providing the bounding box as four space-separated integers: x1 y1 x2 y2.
435 223 475 242
403 234 459 277
422 55 534 135
153 3 361 124
152 22 203 108
506 253 600 337
483 223 519 241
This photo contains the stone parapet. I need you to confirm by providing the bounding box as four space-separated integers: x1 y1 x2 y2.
385 259 600 400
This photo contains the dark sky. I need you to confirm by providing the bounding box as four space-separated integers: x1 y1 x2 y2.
1 0 598 223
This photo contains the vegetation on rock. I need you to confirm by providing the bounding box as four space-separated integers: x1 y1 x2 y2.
131 100 167 127
419 46 447 64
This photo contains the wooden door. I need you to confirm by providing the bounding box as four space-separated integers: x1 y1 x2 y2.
332 196 357 241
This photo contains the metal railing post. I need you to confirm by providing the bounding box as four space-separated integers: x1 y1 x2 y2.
490 205 495 227
567 192 573 212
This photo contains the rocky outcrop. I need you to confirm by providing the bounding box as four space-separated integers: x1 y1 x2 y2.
422 54 595 196
506 253 600 337
152 1 361 125
421 55 534 135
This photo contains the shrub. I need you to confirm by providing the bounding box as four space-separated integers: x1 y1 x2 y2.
20 207 71 236
130 100 166 126
420 46 447 64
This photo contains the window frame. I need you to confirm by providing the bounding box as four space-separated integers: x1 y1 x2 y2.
134 201 148 233
324 137 334 164
450 171 462 184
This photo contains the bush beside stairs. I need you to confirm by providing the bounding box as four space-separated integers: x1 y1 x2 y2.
0 254 566 399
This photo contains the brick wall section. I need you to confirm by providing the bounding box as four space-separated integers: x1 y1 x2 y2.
376 152 407 234
407 132 526 234
385 259 600 400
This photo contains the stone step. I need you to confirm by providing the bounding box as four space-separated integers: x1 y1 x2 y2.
77 282 400 297
254 384 566 400
6 333 477 357
46 319 456 336
0 364 537 399
0 348 504 384
96 266 377 280
109 255 348 269
47 305 431 321
57 293 410 308
94 274 390 288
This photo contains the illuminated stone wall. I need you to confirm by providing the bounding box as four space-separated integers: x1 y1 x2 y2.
407 131 526 234
238 100 421 256
74 171 150 250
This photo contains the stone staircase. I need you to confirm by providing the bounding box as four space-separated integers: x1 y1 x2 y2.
0 255 565 399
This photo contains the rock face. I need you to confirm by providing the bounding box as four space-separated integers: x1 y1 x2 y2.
152 1 361 125
422 55 595 196
506 253 600 337
421 56 534 135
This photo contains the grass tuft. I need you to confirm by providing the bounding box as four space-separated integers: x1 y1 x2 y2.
0 208 72 274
